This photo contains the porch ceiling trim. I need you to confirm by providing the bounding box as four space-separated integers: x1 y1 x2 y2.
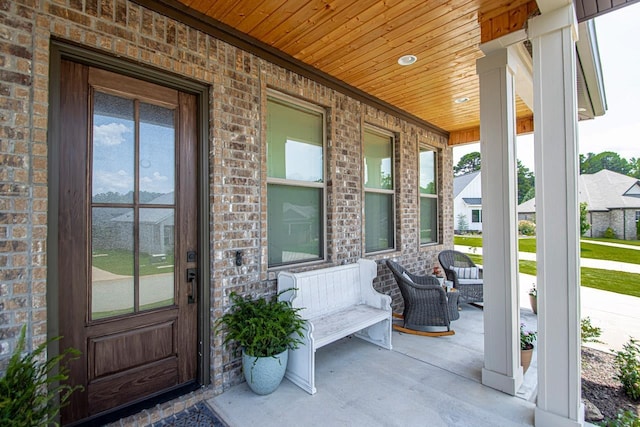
131 0 449 138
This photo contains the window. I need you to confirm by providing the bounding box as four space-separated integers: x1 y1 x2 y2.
636 211 640 222
266 94 325 267
472 209 482 223
419 147 438 244
364 127 395 253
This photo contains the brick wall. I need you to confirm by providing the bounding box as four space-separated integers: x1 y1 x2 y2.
0 0 452 421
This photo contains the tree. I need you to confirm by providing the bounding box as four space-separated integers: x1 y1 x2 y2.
579 202 590 236
580 151 631 175
454 151 481 176
629 157 640 179
456 214 469 233
517 160 535 205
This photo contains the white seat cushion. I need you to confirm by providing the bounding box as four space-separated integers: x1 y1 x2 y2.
450 265 479 279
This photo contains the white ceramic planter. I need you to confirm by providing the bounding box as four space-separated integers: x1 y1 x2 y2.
242 349 288 395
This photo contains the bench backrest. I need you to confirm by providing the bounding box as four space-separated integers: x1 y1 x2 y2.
277 259 377 319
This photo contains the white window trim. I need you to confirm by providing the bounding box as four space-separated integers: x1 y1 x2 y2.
419 144 440 246
266 90 327 268
363 125 396 254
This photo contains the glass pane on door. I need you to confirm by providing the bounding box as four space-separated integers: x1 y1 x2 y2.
139 208 175 310
139 102 175 203
91 207 134 320
90 90 177 321
92 92 135 203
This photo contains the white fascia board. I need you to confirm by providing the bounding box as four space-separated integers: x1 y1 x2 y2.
576 20 607 117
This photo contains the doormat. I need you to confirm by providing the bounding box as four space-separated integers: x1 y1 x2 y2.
152 402 226 427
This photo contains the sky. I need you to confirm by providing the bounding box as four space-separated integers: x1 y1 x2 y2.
454 2 640 172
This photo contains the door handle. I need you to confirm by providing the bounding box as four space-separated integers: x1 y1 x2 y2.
186 268 197 304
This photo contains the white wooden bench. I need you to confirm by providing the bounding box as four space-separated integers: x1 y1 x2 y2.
277 259 392 394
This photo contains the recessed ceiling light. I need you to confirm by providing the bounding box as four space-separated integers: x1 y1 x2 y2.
454 97 470 104
398 55 417 66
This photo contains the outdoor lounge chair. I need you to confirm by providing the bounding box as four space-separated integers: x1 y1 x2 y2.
438 250 484 306
386 260 459 337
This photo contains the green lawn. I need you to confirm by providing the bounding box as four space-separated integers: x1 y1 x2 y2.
466 253 640 298
92 250 175 276
455 235 640 265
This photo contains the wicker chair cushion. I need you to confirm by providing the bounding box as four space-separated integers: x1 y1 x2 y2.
458 278 483 285
402 271 414 283
450 266 479 279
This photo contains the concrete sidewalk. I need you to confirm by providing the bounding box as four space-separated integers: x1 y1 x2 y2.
581 239 640 251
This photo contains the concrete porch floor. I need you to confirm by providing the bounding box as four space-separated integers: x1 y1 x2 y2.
208 302 539 427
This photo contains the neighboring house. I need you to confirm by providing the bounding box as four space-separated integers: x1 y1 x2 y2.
518 169 640 240
453 171 483 232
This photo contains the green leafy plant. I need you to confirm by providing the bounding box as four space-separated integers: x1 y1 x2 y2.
598 410 640 427
528 284 537 298
581 317 604 344
0 326 82 426
613 337 640 401
604 227 617 239
520 323 537 350
214 290 305 358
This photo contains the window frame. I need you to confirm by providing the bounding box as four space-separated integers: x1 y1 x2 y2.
266 90 327 268
418 144 440 246
472 209 482 223
363 125 396 254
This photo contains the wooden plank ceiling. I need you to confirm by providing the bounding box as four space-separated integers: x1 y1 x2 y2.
173 0 538 142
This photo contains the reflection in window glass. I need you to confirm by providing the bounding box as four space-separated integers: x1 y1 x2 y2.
139 208 175 310
365 192 394 253
140 103 175 203
420 150 436 194
364 130 393 190
420 198 437 244
91 207 134 319
267 97 323 182
267 94 325 267
267 184 323 267
420 147 439 245
364 128 395 253
92 92 135 203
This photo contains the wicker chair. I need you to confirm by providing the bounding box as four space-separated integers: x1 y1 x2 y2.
386 260 459 334
438 250 483 305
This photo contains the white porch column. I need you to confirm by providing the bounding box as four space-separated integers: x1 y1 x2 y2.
529 5 584 426
476 47 522 395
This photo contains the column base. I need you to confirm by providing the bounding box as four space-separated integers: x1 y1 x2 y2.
482 367 523 396
535 403 585 427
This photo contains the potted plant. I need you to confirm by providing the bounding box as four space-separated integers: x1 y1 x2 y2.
528 284 537 314
432 266 445 286
0 326 82 426
215 290 305 395
520 323 537 374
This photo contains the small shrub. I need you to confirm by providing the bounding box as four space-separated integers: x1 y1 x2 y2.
598 410 640 427
0 326 82 426
518 220 536 236
581 317 604 344
636 220 640 240
604 227 617 239
613 337 640 401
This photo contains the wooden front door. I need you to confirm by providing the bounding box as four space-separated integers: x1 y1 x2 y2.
56 60 199 424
